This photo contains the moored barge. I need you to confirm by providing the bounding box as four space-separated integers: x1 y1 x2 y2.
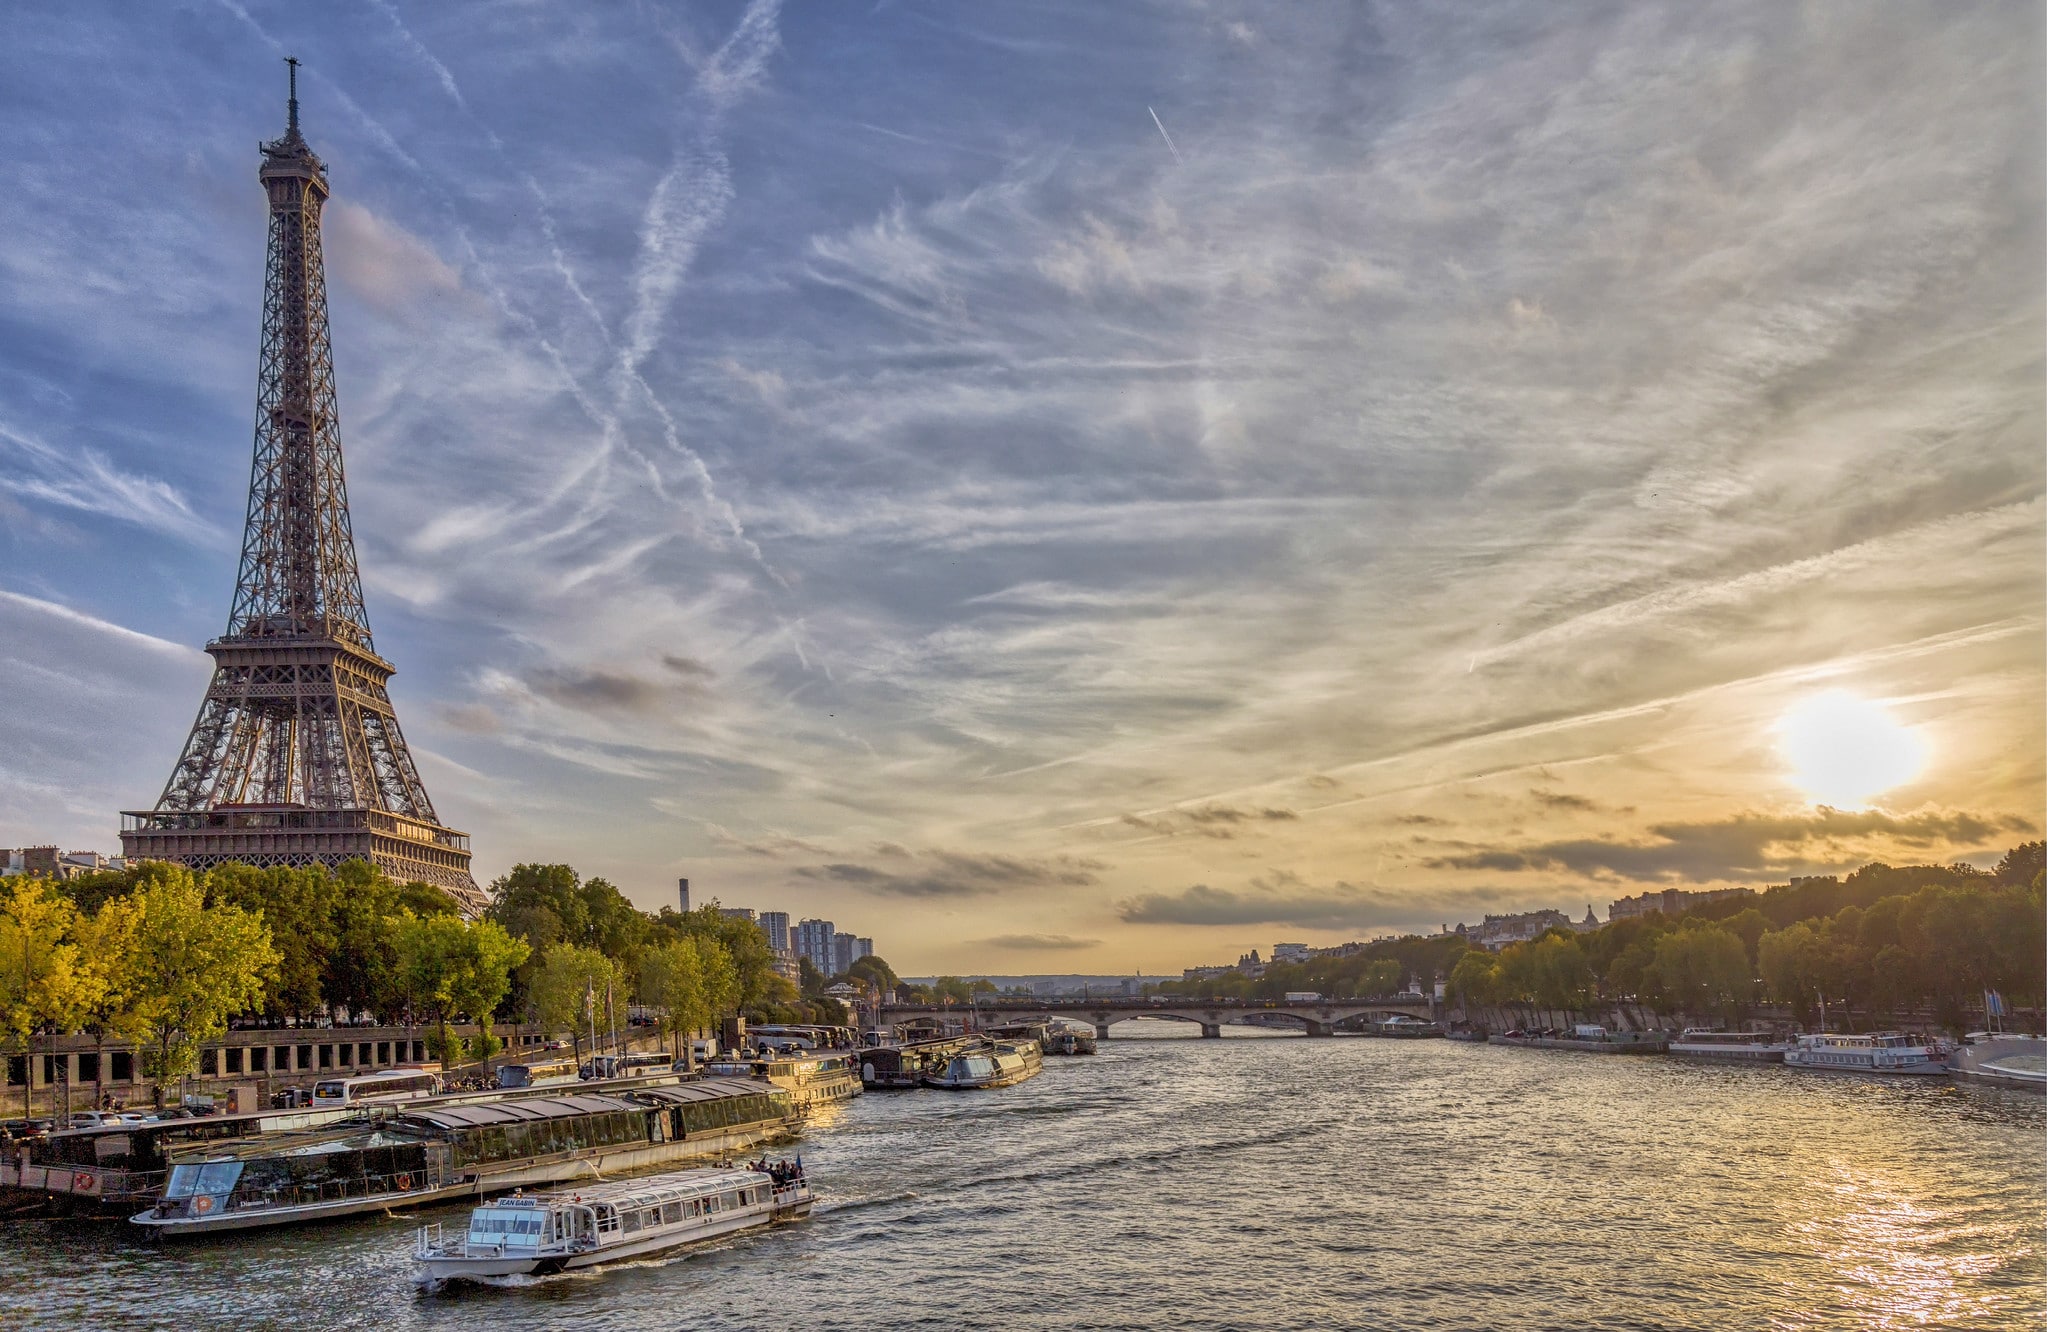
1490 1026 1669 1055
130 1077 796 1237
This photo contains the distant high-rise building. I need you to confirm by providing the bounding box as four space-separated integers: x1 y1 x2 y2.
1271 942 1310 964
677 878 690 913
794 918 836 976
758 911 790 953
719 906 757 925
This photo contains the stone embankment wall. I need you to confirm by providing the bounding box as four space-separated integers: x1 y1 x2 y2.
4 1025 671 1116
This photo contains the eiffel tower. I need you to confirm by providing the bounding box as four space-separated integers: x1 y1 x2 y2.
122 63 486 915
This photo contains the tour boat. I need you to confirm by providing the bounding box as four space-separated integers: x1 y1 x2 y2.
1667 1029 1794 1063
1783 1031 1948 1077
414 1163 811 1288
701 1049 864 1108
923 1040 1042 1090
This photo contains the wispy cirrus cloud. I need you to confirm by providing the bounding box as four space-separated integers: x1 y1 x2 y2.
0 4 2036 972
797 850 1105 900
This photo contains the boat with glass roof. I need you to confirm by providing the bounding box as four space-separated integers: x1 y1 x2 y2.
414 1163 811 1287
129 1078 796 1236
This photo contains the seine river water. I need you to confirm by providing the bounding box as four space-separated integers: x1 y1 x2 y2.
4 1021 2042 1331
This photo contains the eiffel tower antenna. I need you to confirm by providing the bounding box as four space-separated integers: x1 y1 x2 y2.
122 72 486 915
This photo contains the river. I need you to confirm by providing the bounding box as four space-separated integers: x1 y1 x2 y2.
3 1022 2041 1331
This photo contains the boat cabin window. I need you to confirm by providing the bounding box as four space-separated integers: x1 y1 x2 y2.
468 1209 546 1240
662 1202 683 1224
166 1161 243 1199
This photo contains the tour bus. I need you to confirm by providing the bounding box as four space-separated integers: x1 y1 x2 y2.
309 1069 442 1106
578 1052 673 1081
494 1056 581 1090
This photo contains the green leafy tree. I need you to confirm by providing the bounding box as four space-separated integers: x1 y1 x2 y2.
639 935 738 1063
530 944 628 1060
125 869 277 1106
204 864 339 1020
388 913 531 1068
1651 925 1752 1022
0 878 93 1119
846 954 899 993
1449 950 1500 1007
73 893 150 1112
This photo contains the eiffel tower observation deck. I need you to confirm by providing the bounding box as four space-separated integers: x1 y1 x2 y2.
122 63 486 916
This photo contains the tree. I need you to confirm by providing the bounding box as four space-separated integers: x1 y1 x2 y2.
388 913 531 1067
639 935 737 1063
73 893 150 1113
530 944 628 1061
124 870 277 1106
1994 842 2044 886
1449 950 1500 1007
846 954 899 994
1651 925 1752 1022
1757 921 1821 1017
0 878 93 1119
205 863 339 1020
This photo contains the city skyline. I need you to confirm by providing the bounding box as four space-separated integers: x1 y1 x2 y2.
0 4 2039 973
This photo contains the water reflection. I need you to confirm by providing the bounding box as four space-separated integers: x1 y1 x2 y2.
2 1031 2040 1331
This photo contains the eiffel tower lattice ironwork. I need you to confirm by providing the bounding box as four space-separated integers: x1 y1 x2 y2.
122 63 485 915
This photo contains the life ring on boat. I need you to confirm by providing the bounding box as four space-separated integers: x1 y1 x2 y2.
395 1172 413 1190
192 1195 214 1214
71 1171 93 1192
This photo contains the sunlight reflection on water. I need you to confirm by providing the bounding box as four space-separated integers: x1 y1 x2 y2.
3 1027 2041 1331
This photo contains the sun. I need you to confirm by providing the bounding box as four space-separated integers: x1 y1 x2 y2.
1776 690 1928 809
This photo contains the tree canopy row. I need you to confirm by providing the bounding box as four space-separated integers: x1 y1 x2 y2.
1151 845 2044 1033
0 859 898 1108
1450 847 2044 1028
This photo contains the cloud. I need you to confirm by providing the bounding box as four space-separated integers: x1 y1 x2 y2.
0 421 218 546
797 850 1104 899
1118 870 1380 929
973 933 1101 951
1530 789 1597 811
1427 807 2040 882
1121 804 1301 839
324 200 465 318
529 667 669 714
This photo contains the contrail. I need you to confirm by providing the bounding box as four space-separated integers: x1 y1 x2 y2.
1148 106 1183 164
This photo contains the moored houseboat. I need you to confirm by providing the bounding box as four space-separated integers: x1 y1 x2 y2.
414 1163 811 1289
1490 1025 1669 1055
1783 1031 1948 1077
1367 1015 1443 1039
702 1050 863 1108
858 1035 974 1089
924 1040 1042 1090
129 1078 797 1237
1667 1029 1793 1063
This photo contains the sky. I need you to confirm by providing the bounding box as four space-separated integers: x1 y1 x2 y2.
0 2 2040 974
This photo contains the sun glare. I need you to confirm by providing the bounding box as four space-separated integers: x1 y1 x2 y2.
1777 690 1927 809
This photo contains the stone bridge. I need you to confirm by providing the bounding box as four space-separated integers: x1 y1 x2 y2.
877 995 1441 1039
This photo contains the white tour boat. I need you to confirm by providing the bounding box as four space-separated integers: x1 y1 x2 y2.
1667 1029 1794 1063
414 1163 811 1288
1783 1031 1948 1077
